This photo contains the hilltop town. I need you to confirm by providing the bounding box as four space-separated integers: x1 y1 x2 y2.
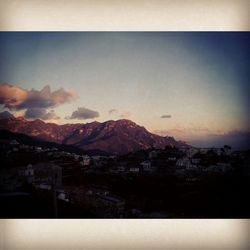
1 137 249 218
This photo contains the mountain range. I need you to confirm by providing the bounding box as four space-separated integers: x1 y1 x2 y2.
0 111 187 155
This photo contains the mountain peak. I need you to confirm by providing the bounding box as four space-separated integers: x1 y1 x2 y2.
117 119 134 123
32 119 45 123
86 120 101 125
16 116 26 121
0 111 15 120
0 116 187 154
113 119 139 126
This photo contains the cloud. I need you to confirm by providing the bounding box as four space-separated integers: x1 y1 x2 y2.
25 108 60 120
0 83 28 109
0 83 76 110
120 111 132 119
108 109 118 115
67 107 100 120
160 114 171 118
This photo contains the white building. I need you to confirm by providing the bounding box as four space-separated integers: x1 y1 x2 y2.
191 158 201 164
168 157 176 161
35 146 42 152
81 155 91 166
204 163 232 173
73 154 81 161
176 157 194 169
140 160 155 172
19 164 34 183
57 191 69 202
10 140 19 145
129 167 140 173
117 166 126 172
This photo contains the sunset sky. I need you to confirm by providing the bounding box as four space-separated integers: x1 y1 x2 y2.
0 32 249 143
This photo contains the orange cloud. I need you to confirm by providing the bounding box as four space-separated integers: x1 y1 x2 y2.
0 83 76 110
0 83 28 109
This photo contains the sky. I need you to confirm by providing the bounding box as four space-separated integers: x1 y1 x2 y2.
0 32 249 145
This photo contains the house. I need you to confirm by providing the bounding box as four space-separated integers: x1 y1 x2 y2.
10 140 19 146
176 157 194 169
140 160 151 169
67 186 125 217
57 190 69 202
72 154 80 161
19 164 34 183
140 160 156 172
95 193 125 217
80 155 91 166
117 166 126 172
204 163 232 173
129 167 140 173
35 146 43 153
149 150 158 159
19 164 34 176
168 157 176 161
191 158 201 164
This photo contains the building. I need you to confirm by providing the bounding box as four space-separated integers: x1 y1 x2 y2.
140 160 151 169
67 187 125 217
149 150 158 159
19 164 34 183
34 146 43 153
19 164 34 176
204 163 232 173
191 158 201 164
117 166 126 172
129 167 140 173
80 155 91 166
57 190 70 202
176 157 194 169
140 160 155 172
10 140 19 146
168 157 176 161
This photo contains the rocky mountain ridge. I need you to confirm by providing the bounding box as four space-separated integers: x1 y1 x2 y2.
0 111 188 154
